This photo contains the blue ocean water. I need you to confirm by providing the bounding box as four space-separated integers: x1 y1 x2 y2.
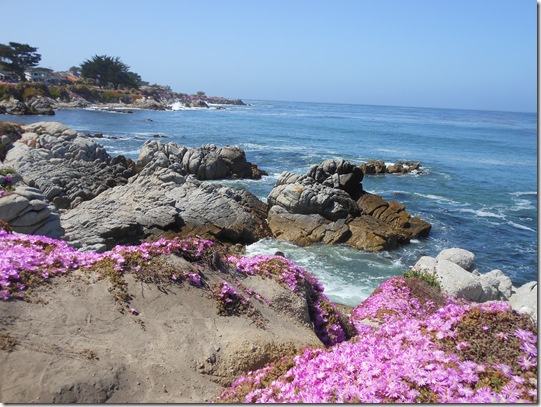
2 101 537 306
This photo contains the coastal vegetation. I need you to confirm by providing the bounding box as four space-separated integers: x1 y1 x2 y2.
0 227 537 403
80 54 141 90
0 42 41 81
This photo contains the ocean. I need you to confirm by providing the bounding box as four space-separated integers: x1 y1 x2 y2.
2 100 537 307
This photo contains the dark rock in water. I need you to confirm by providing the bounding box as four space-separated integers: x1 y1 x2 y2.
360 160 425 175
267 159 431 251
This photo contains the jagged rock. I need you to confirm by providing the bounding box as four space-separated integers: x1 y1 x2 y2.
360 160 424 175
386 161 421 174
267 159 431 251
267 173 359 222
0 185 63 238
0 97 30 115
0 96 55 116
26 96 56 115
4 122 137 209
307 159 364 198
138 140 267 180
360 160 387 175
60 167 272 252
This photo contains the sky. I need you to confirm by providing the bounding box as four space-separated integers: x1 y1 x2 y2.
1 0 537 112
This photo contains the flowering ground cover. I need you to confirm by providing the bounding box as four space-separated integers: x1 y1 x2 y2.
1 228 537 403
0 228 213 301
215 277 538 403
226 254 356 346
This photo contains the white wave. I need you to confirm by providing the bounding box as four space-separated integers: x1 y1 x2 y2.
107 148 141 156
507 221 537 233
457 208 506 219
413 192 463 206
510 191 537 197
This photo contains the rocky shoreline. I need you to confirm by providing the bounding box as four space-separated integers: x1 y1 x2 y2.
0 85 247 116
0 120 537 403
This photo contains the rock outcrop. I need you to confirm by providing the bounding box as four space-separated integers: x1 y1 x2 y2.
4 122 137 210
411 247 537 320
0 184 63 238
60 167 272 252
0 96 55 116
267 159 431 251
0 121 272 250
138 140 267 180
360 160 425 175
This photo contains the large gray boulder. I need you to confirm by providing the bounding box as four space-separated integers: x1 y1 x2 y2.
436 247 475 271
60 167 272 252
508 281 537 321
138 140 267 180
4 122 137 209
0 185 63 238
267 159 431 251
268 172 359 222
411 248 537 320
0 96 55 116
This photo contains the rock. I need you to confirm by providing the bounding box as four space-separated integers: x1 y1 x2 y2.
0 121 23 161
482 269 513 300
508 281 537 321
359 160 387 175
4 122 137 209
268 174 359 222
360 160 424 175
0 97 30 115
435 247 475 271
26 96 56 116
357 192 431 241
267 206 351 247
0 96 55 116
267 159 431 251
411 249 537 318
0 185 64 238
307 159 364 198
432 259 486 302
138 141 267 180
60 167 272 252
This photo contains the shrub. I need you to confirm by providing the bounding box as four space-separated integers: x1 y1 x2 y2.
403 268 441 290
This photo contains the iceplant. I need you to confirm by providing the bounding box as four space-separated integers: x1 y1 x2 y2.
215 276 538 403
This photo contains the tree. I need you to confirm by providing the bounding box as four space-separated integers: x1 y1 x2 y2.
80 55 141 89
0 42 41 81
68 66 81 77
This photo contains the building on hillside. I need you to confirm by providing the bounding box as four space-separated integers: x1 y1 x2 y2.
0 71 18 82
25 68 63 85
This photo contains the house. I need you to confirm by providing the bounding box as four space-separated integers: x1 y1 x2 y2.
0 70 19 82
24 68 63 85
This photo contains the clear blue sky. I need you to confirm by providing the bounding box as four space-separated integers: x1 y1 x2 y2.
1 0 537 112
